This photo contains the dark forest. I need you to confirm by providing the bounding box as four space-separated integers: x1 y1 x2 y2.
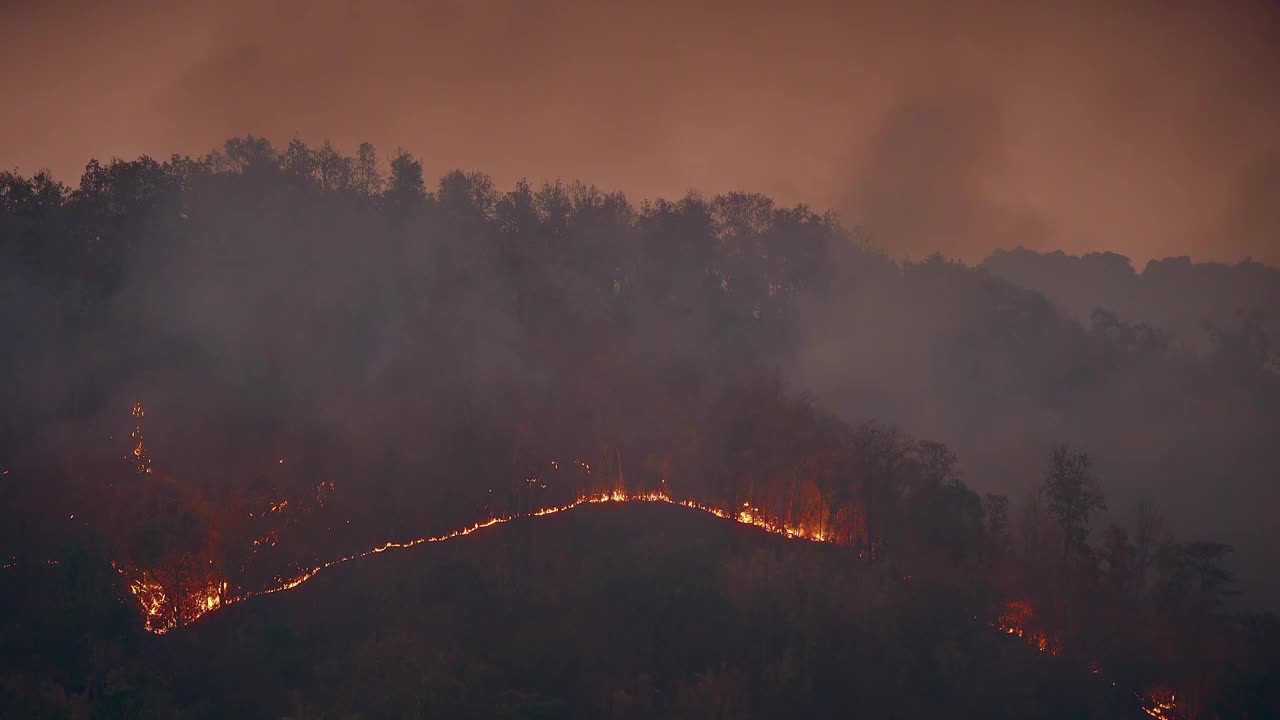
1 137 1278 719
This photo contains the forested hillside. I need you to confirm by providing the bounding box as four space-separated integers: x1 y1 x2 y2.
982 247 1280 357
2 137 1278 718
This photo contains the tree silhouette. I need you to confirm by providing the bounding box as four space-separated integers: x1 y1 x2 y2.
1 134 1277 718
386 147 425 209
1102 523 1136 593
983 493 1010 560
1156 541 1239 614
1042 444 1106 563
354 141 383 196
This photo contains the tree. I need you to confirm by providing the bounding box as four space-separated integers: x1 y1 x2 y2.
983 493 1010 559
923 478 984 562
1042 444 1106 563
1090 308 1171 359
913 440 960 490
906 440 983 560
1155 541 1239 614
855 421 912 563
122 476 224 631
353 141 383 196
437 169 496 221
1208 309 1271 375
386 147 425 206
281 136 316 183
1132 499 1167 598
220 135 278 176
1101 523 1136 593
315 139 353 192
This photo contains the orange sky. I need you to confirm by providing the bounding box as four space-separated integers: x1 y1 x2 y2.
2 0 1278 265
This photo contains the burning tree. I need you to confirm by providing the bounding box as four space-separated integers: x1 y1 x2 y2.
112 404 227 633
117 472 226 633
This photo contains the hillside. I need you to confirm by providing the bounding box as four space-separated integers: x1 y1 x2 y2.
143 502 1136 719
6 145 1278 719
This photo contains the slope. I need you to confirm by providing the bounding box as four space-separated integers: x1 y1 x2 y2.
151 501 1139 719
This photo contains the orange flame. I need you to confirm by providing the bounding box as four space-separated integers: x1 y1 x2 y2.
1140 688 1177 719
109 408 1180 713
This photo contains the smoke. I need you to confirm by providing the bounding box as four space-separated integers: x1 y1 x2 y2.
2 0 1279 610
844 90 1054 261
3 0 1279 263
1227 152 1280 262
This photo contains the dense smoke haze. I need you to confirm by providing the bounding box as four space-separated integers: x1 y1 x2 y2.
3 2 1280 718
3 0 1279 264
2 135 1277 604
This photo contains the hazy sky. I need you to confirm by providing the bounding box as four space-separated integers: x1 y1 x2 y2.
2 0 1278 264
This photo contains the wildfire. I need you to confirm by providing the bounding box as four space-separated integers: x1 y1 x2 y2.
106 407 1180 713
246 489 667 599
211 489 831 617
995 600 1178 719
104 471 1183 715
1141 689 1177 719
118 567 228 634
731 501 829 542
995 599 1060 654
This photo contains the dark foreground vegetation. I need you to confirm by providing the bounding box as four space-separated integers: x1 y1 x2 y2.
0 503 1175 719
2 137 1279 718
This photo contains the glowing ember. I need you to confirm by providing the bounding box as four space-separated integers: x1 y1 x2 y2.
105 407 1181 712
230 489 837 612
129 402 153 475
117 565 228 634
996 600 1180 718
995 600 1062 658
1140 688 1177 719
